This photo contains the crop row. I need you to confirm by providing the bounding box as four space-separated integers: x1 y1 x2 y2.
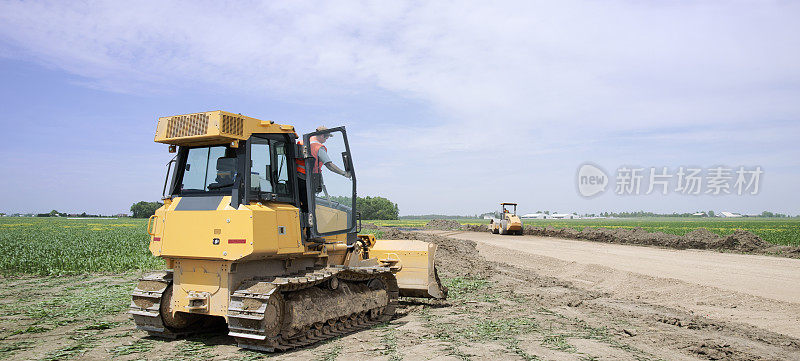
367 218 800 246
0 218 163 276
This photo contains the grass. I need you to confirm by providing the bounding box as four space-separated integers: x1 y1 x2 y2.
366 217 800 246
379 326 402 361
441 277 489 300
0 275 133 342
174 338 215 359
19 281 133 324
2 216 796 277
0 341 33 359
316 342 343 361
541 333 575 352
41 331 98 361
417 277 545 360
110 339 154 357
0 217 163 276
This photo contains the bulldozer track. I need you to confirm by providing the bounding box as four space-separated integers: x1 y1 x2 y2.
129 270 189 338
130 266 399 352
227 265 399 352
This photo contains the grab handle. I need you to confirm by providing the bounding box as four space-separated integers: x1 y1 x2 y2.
147 215 158 236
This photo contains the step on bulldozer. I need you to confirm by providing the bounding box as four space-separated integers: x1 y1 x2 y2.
488 202 523 235
130 111 447 352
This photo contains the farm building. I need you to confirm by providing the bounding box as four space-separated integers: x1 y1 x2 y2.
550 213 580 219
521 213 547 219
719 211 742 218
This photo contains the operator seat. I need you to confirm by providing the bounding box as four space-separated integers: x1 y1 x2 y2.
208 157 236 190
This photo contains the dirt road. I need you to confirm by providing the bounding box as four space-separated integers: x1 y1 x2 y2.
430 230 800 339
2 229 800 360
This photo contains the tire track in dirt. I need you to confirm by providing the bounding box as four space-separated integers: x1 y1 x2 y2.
386 228 800 360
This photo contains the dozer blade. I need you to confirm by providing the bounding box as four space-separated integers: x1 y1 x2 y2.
370 239 448 299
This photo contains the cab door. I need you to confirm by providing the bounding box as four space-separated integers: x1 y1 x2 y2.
301 127 357 238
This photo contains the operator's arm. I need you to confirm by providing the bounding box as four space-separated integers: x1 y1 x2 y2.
324 162 350 178
317 147 351 178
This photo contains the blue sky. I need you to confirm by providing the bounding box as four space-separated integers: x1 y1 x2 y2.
1 1 798 216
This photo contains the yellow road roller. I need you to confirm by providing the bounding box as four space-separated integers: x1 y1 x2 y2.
488 202 523 235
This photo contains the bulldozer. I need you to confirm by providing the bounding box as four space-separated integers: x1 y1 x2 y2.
488 202 523 235
130 110 447 352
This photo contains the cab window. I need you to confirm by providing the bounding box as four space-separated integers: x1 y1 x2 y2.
180 146 235 193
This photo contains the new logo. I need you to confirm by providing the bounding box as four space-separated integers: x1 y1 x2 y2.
577 163 608 197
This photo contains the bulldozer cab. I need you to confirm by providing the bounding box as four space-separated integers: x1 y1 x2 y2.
501 202 517 215
166 135 298 207
161 124 358 241
301 127 357 238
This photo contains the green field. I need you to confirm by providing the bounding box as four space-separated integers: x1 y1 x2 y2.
0 217 162 276
1 217 798 276
368 217 800 246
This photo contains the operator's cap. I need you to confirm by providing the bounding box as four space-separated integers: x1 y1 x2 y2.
316 126 333 137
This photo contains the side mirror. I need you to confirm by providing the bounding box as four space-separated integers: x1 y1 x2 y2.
341 152 353 172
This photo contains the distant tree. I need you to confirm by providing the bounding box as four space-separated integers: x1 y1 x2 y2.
328 196 399 220
48 210 60 217
708 210 715 217
760 211 788 218
357 196 399 220
130 201 164 218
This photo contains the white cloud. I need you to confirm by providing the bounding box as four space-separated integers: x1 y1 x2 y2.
1 0 798 214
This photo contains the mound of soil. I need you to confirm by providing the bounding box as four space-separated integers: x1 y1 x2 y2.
461 222 799 257
463 224 485 232
717 230 772 252
361 222 379 230
380 227 492 278
424 219 463 230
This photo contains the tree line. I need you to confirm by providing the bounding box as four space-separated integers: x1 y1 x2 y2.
128 196 399 220
330 196 399 220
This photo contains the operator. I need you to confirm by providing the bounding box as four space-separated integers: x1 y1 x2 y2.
296 126 351 179
296 126 351 212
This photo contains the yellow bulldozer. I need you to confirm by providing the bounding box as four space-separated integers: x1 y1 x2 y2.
130 111 447 352
488 202 523 235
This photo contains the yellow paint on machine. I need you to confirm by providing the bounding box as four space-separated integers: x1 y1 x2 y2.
172 259 231 316
154 110 296 147
151 196 304 261
370 239 447 299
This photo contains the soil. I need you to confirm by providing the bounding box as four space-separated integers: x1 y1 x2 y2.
424 219 464 231
2 228 799 360
460 222 800 257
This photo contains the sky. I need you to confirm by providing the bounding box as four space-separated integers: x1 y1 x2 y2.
0 1 798 216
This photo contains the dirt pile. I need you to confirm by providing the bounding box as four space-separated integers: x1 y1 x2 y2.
361 222 379 230
458 223 799 256
718 230 772 252
519 225 782 253
380 227 492 278
424 219 463 230
462 224 484 232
